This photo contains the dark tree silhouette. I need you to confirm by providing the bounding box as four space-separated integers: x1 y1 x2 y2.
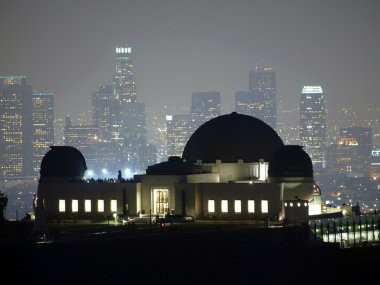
0 191 8 224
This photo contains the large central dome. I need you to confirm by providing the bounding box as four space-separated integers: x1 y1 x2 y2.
182 112 284 163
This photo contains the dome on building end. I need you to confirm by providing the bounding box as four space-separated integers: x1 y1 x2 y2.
268 145 313 177
40 146 87 179
182 112 284 163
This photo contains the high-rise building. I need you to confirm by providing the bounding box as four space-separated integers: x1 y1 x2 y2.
31 92 54 175
191 91 221 131
64 116 119 177
120 102 148 172
249 67 277 129
299 86 327 171
166 114 192 158
64 116 99 167
235 91 265 119
113 47 136 103
92 85 120 142
0 76 33 177
113 47 148 173
339 127 372 175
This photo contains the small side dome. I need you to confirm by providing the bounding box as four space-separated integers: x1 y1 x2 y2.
268 145 313 177
40 146 87 179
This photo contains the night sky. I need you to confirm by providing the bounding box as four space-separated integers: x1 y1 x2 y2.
1 0 380 123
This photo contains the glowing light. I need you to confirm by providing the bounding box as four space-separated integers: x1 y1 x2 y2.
85 200 91 212
85 170 94 178
98 200 104 212
124 168 132 178
72 200 78 212
111 200 117 212
261 200 269 213
59 200 66 212
234 200 241 213
208 200 215 213
221 200 228 213
248 200 255 213
302 86 323 94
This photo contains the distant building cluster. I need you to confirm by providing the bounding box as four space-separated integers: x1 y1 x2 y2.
0 76 54 178
2 48 380 215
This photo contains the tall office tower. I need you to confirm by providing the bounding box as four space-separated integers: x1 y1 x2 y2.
249 67 277 129
145 143 157 167
299 86 327 171
166 114 192 158
190 91 221 131
327 137 359 174
64 116 116 177
113 46 148 173
113 47 136 103
340 127 373 175
121 102 148 172
235 91 265 119
0 76 33 178
92 85 121 143
31 92 54 175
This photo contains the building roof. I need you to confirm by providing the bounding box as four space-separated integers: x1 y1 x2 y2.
268 145 313 177
146 156 204 175
182 112 284 163
40 146 87 179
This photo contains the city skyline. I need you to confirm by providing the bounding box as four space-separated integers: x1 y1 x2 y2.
1 1 380 124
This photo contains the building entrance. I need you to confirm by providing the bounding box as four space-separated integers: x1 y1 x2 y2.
153 188 169 214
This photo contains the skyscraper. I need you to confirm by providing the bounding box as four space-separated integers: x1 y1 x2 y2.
92 85 122 143
235 91 265 119
113 47 148 173
340 127 372 175
249 67 277 129
191 91 221 131
166 114 192 158
121 102 148 171
299 85 327 171
31 92 54 175
0 76 33 177
113 47 136 103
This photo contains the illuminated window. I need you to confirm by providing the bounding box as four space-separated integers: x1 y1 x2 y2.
98 200 104 212
59 200 65 212
111 200 117 212
248 200 255 213
297 203 301 207
261 200 268 213
234 200 241 213
208 200 215 213
284 202 288 207
85 200 91 212
290 203 293 207
72 200 78 212
304 202 308 207
221 200 228 213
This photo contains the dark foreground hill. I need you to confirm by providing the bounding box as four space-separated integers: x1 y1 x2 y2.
2 223 380 284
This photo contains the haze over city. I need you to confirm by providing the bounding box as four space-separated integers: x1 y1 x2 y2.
2 0 380 124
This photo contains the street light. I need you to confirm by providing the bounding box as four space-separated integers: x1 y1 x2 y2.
124 168 132 179
85 170 94 179
102 168 108 179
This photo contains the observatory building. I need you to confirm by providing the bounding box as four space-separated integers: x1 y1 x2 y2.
35 112 321 225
